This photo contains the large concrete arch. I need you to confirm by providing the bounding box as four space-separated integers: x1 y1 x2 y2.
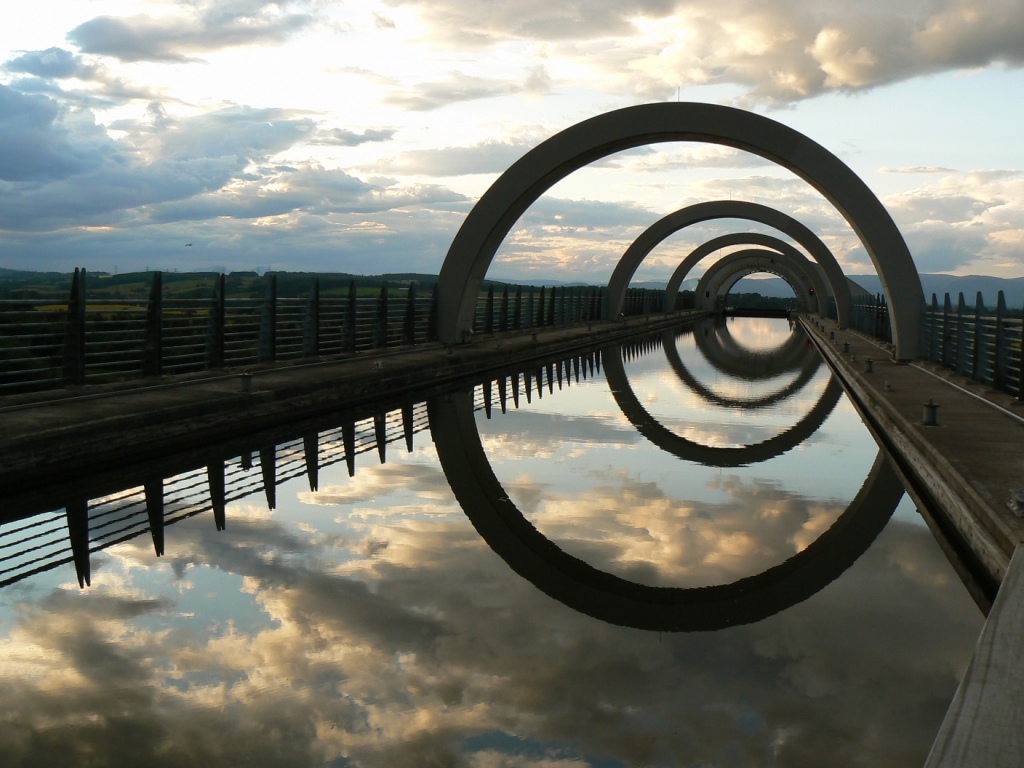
436 103 922 358
610 201 849 321
693 248 820 312
429 389 903 631
666 231 832 314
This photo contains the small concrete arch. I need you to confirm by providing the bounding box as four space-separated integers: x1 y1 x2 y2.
609 201 849 321
429 388 903 631
666 231 832 315
436 103 922 357
693 248 820 312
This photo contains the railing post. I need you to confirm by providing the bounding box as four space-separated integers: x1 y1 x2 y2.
205 274 225 369
484 286 494 334
547 286 555 326
928 294 939 362
428 283 438 342
375 281 388 349
526 287 534 329
303 277 320 357
62 267 87 386
142 271 163 377
344 280 357 352
536 287 545 327
258 274 277 363
403 282 416 345
1017 298 1024 401
513 286 522 330
955 293 968 375
972 292 985 381
500 286 509 332
993 290 1008 391
941 293 952 368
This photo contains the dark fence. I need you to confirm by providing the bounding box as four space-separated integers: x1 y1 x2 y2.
850 290 1024 399
0 269 667 394
920 291 1024 399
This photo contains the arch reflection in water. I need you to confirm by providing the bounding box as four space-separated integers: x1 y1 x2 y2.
606 340 843 468
431 395 902 632
430 326 905 632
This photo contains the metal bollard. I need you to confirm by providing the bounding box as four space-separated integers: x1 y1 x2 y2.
843 342 850 353
922 399 939 426
240 372 254 393
829 330 835 340
864 358 874 373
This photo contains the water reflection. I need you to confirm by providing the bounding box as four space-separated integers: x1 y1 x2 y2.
0 317 984 767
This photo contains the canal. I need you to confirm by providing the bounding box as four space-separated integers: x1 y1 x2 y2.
0 316 984 767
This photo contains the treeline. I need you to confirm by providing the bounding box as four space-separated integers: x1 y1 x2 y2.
0 270 458 301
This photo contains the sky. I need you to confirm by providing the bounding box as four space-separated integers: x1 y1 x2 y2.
0 0 1022 283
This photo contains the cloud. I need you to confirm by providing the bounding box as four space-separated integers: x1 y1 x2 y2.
309 127 397 146
369 138 539 177
0 84 106 182
885 170 1024 273
5 47 86 79
387 0 1024 103
383 67 550 111
68 2 316 63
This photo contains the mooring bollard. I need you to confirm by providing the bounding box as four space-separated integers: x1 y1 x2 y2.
240 372 254 393
1009 489 1024 516
829 330 835 340
922 399 940 426
864 358 874 373
843 341 850 353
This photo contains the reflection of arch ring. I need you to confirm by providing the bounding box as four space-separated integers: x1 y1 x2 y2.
669 327 824 411
436 103 923 357
604 345 842 467
429 389 903 631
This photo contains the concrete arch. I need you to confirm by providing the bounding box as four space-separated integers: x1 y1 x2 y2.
666 232 832 314
429 389 903 631
666 231 831 312
693 248 820 312
436 103 922 358
611 201 849 321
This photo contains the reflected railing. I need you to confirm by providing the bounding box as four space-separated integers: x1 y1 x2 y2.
0 347 605 590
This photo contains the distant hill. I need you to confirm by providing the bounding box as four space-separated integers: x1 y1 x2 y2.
848 274 1024 308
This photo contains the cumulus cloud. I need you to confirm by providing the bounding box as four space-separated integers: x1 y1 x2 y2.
383 67 551 111
387 0 1024 103
309 127 397 146
68 2 315 62
369 137 539 177
885 169 1024 273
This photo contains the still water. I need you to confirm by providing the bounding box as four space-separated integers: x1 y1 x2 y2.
0 317 983 767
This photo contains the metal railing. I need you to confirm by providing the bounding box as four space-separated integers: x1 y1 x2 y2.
0 269 666 394
851 290 1024 399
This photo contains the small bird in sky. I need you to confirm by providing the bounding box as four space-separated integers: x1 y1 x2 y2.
185 243 192 246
